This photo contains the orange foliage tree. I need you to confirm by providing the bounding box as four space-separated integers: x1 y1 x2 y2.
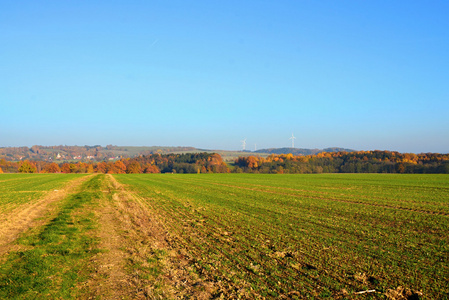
114 160 127 174
95 162 107 173
45 163 61 173
61 163 72 173
143 164 160 173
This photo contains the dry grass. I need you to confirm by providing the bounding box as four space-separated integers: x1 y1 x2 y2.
0 175 93 257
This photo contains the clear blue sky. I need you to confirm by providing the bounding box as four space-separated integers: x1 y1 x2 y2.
1 1 448 153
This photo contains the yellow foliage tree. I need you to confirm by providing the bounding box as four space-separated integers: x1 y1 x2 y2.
87 164 94 173
18 160 37 173
126 161 142 174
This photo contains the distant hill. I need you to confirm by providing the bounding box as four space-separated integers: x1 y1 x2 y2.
254 147 355 156
0 145 355 162
0 145 200 162
322 147 357 153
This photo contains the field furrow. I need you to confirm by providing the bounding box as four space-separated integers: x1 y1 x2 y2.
0 173 447 299
115 173 449 299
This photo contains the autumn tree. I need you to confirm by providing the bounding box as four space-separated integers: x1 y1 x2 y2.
143 164 160 173
75 162 87 173
87 164 94 173
68 163 77 173
45 163 61 173
127 161 142 174
246 156 259 169
61 163 72 173
95 162 107 173
18 160 37 173
114 160 127 174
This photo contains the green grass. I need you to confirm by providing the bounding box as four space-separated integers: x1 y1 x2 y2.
1 173 447 298
0 175 104 299
114 173 449 299
0 174 87 213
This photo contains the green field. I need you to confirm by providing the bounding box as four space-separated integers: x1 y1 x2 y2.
114 174 449 298
0 173 448 299
0 174 87 214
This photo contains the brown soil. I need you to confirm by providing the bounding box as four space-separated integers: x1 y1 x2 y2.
84 175 216 299
0 175 93 257
385 286 423 300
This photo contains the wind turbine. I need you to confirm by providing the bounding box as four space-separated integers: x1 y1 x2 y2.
289 133 296 148
241 138 247 151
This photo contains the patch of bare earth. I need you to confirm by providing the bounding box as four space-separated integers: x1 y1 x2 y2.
0 175 94 257
385 286 423 300
85 175 216 299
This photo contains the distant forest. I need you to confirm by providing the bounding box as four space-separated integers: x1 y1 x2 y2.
0 153 228 174
1 151 448 174
235 151 449 174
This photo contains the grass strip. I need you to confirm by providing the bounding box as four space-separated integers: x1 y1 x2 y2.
0 175 103 299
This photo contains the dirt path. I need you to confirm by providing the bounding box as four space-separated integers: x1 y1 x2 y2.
0 174 216 298
84 175 135 299
89 174 176 299
0 175 94 257
84 174 215 299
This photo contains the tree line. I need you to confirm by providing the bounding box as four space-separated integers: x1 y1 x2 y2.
1 150 448 174
234 151 449 174
0 153 229 174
